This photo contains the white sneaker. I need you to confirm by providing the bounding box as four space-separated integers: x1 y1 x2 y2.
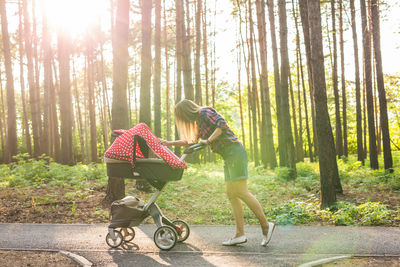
261 222 275 247
222 235 247 246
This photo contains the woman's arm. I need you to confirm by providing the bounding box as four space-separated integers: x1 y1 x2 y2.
200 127 223 145
159 139 188 147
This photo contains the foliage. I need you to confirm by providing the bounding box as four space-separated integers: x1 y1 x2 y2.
0 154 108 188
1 153 399 226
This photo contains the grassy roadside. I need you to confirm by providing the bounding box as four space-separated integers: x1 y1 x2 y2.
0 153 399 226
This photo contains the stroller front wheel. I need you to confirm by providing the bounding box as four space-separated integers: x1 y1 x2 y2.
154 225 177 250
106 229 123 248
172 220 190 242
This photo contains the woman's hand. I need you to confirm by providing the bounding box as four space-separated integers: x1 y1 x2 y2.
158 139 170 146
199 139 209 145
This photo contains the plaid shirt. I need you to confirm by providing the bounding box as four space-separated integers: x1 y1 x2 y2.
197 107 239 155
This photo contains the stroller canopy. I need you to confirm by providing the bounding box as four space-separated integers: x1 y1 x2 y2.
104 123 187 169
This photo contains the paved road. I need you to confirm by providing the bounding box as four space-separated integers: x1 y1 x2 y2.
0 223 399 266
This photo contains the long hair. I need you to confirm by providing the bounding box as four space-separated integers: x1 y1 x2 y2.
174 99 202 144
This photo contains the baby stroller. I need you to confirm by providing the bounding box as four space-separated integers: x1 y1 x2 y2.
104 124 204 250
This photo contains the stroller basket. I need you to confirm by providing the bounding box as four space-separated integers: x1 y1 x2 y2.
109 196 146 228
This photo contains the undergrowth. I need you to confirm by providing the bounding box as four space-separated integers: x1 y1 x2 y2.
1 153 399 226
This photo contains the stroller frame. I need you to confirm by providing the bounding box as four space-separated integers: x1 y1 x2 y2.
105 134 204 250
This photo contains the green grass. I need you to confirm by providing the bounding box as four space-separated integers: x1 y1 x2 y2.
1 152 399 226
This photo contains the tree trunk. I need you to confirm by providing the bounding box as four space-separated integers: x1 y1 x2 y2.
23 0 41 157
104 0 130 206
195 0 202 105
330 0 343 158
278 0 296 177
182 0 194 100
87 39 97 163
255 0 277 169
293 0 304 162
72 61 86 163
360 0 378 169
57 30 74 165
299 0 318 158
175 0 184 156
338 0 347 157
154 0 162 137
0 0 18 162
248 0 259 166
350 0 364 164
18 0 32 156
164 0 171 140
289 71 300 163
370 0 393 171
307 0 338 208
267 0 284 167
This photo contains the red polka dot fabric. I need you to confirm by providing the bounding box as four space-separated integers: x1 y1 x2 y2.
104 123 187 169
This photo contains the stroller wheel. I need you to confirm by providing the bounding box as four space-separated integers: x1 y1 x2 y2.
106 229 123 248
172 220 190 242
153 225 177 250
118 227 135 242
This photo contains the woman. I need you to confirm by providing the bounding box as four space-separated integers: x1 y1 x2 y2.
159 99 275 246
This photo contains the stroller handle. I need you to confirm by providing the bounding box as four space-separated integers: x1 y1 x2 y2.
180 143 207 161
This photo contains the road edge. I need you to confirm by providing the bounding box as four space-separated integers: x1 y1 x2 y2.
59 250 93 267
298 255 351 267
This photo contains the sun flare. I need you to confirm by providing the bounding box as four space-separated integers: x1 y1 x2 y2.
43 0 109 37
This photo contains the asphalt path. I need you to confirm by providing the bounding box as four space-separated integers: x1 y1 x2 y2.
0 223 399 266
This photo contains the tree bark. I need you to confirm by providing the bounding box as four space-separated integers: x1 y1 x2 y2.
23 0 41 157
154 0 162 137
330 0 343 158
370 0 393 171
248 0 259 166
278 0 296 176
360 0 378 169
298 0 318 158
0 0 18 162
18 0 32 156
195 0 202 105
57 30 74 165
182 0 194 100
307 0 338 208
255 0 277 169
339 0 347 157
350 0 364 164
267 0 284 166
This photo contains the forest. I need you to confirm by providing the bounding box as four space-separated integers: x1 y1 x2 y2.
0 0 399 210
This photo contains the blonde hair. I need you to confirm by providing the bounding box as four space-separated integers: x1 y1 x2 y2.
174 99 202 144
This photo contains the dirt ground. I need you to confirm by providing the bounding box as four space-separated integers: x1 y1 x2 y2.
0 250 79 267
323 257 400 267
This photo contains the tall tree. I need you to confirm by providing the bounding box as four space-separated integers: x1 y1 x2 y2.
370 0 393 171
18 0 32 156
299 0 318 158
87 32 97 163
350 0 363 164
360 0 378 169
248 0 259 166
267 0 284 166
104 0 130 206
339 0 348 157
278 0 296 176
23 0 41 157
307 0 338 208
153 0 162 136
195 0 202 105
181 0 194 100
330 0 343 157
0 0 17 162
57 30 74 165
164 0 171 140
255 0 277 169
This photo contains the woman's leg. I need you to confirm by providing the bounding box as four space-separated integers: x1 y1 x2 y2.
225 181 245 237
228 179 269 235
